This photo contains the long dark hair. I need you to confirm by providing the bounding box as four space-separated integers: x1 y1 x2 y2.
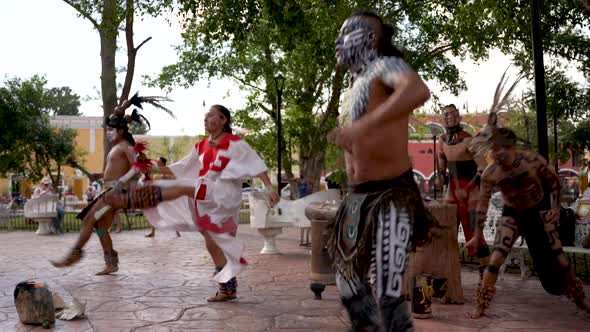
351 11 404 58
123 130 135 146
211 104 232 133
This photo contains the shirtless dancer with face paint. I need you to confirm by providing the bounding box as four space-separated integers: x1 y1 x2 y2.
466 126 590 318
328 11 436 332
436 104 490 278
52 108 141 275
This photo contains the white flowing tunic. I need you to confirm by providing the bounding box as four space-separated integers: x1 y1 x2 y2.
143 134 268 282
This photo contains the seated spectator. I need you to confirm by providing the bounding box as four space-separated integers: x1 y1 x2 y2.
85 186 95 202
33 178 64 234
297 174 312 198
33 178 54 198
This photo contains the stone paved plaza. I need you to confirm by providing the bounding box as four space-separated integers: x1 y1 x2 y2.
1 226 590 331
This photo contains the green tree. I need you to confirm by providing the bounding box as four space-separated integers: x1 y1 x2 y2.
505 67 590 167
47 86 82 116
0 76 79 194
62 0 175 164
154 0 589 189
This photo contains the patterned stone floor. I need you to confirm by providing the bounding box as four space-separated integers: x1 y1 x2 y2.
1 226 590 331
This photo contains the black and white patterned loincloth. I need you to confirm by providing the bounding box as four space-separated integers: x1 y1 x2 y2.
328 169 435 298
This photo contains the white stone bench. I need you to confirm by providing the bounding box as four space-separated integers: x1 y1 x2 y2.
248 189 341 254
64 195 87 212
24 194 58 235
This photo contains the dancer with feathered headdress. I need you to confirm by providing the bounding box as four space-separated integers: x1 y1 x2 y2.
52 93 174 275
466 70 590 318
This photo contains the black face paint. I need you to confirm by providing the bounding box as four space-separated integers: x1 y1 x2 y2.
336 17 378 71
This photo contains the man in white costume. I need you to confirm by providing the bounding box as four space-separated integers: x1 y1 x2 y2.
57 104 279 302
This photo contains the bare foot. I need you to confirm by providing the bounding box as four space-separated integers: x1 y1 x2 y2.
95 265 118 275
114 227 122 233
175 231 181 237
145 232 155 238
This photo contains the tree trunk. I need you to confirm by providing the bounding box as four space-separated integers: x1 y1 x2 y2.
300 151 325 193
100 0 119 168
300 67 345 193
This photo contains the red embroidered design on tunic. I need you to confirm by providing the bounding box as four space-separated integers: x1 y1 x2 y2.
195 184 207 201
196 134 241 176
193 134 242 235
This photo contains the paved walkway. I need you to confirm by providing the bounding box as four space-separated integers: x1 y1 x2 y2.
1 226 590 331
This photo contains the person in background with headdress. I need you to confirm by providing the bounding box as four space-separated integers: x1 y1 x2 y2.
436 104 490 279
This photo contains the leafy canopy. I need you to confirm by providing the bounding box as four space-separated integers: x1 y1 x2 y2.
0 75 80 186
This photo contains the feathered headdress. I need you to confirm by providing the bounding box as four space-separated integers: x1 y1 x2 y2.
469 67 523 168
109 92 175 130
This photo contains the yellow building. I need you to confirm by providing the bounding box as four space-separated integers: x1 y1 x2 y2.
0 116 201 198
1 116 105 197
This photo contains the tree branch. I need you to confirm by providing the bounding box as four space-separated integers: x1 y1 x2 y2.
424 43 455 59
319 67 345 130
119 0 136 104
62 0 100 29
228 73 265 93
257 103 277 120
136 37 152 52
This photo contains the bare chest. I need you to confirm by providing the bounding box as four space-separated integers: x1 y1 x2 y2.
494 162 544 208
442 141 471 160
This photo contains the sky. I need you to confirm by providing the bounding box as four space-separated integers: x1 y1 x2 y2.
0 0 558 137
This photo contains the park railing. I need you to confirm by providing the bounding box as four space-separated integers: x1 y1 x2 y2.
0 208 252 232
0 209 150 232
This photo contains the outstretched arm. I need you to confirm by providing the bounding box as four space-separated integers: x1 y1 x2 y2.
257 172 280 207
